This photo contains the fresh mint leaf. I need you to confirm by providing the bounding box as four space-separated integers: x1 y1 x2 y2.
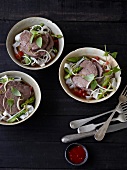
36 37 42 48
91 79 97 90
11 87 21 97
83 74 95 82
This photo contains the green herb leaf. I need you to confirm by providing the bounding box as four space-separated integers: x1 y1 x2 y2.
83 74 95 82
110 52 118 59
91 79 97 90
104 51 109 56
0 78 7 83
36 37 42 48
67 56 83 63
7 98 14 110
11 87 21 97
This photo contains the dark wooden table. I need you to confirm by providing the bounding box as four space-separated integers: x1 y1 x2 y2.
0 0 127 169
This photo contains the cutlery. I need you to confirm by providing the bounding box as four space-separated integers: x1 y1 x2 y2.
94 85 127 141
78 112 127 133
61 121 127 143
70 106 123 129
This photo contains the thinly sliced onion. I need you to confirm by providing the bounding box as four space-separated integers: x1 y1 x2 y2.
12 41 20 54
64 63 72 72
13 76 22 81
92 88 100 99
73 57 85 68
85 96 93 100
17 97 23 110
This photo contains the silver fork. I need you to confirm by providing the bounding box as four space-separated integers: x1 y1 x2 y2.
78 111 127 133
94 85 127 141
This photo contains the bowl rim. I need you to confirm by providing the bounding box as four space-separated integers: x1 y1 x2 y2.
6 17 64 70
0 70 41 125
59 47 121 103
65 143 88 166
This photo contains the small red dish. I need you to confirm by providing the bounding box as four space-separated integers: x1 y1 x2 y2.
65 143 88 166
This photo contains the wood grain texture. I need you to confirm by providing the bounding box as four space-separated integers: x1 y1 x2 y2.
0 0 127 169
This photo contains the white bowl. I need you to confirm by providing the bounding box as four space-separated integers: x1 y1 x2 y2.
59 47 121 103
6 17 64 70
0 71 41 125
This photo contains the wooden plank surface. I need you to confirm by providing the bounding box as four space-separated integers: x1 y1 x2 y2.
0 0 127 170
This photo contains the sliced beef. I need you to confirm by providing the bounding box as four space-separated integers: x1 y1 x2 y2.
72 60 98 89
20 30 54 58
46 34 54 51
3 81 31 115
93 62 103 77
80 60 98 76
0 94 4 112
72 76 89 89
6 81 31 102
3 91 19 115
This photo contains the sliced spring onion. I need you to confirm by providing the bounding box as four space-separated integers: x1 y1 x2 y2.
22 55 32 65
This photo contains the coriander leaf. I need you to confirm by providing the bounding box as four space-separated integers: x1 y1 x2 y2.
36 37 42 48
110 52 118 59
7 98 14 109
11 87 21 97
91 79 97 90
83 74 95 82
30 34 34 44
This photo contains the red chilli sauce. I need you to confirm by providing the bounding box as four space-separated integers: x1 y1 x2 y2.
67 145 86 164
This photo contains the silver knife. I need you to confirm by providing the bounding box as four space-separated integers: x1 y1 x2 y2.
61 122 127 143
